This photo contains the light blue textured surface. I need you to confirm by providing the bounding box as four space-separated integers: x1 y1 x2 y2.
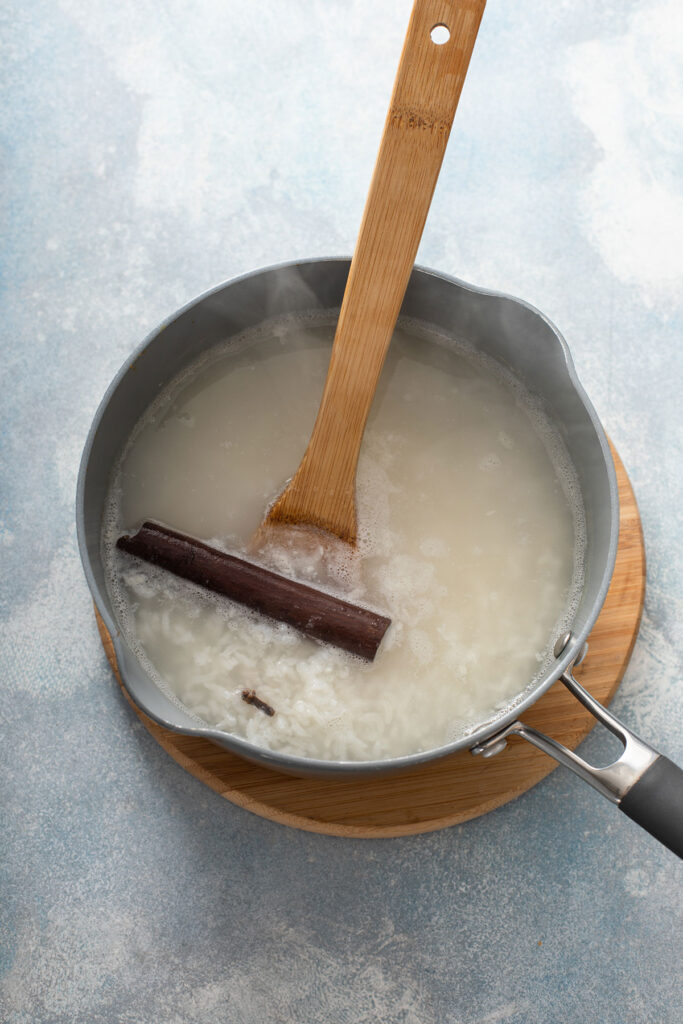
1 2 682 1021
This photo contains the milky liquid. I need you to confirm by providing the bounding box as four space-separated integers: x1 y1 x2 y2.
102 314 584 762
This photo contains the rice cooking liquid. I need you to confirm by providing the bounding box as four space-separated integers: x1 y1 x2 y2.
102 314 585 762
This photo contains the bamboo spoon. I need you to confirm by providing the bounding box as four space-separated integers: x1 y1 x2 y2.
118 0 487 661
264 0 487 545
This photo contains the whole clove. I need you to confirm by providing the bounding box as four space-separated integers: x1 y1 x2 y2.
241 689 275 717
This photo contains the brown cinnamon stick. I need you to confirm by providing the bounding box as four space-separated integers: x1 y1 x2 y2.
116 521 391 661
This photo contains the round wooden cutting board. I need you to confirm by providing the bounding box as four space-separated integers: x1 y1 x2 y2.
96 444 644 837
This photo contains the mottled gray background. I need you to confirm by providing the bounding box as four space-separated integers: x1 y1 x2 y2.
2 1 682 1021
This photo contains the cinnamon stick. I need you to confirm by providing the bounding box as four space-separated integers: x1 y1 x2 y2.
116 521 391 661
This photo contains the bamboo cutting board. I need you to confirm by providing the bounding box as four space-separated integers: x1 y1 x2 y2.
96 443 644 837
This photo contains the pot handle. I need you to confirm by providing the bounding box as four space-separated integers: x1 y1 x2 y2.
619 755 683 856
471 660 683 858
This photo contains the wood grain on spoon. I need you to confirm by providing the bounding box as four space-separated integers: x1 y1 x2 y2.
265 0 487 545
117 1 486 663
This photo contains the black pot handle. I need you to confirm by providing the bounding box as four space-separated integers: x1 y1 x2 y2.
619 756 683 858
471 650 683 859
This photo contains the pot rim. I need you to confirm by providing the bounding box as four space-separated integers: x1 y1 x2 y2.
76 257 619 778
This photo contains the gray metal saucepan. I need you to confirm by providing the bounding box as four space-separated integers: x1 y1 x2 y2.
76 258 683 856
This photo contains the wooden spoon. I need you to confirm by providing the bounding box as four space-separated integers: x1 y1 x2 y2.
265 0 487 545
118 0 487 662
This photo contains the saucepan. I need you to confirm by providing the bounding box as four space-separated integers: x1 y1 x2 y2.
76 257 683 856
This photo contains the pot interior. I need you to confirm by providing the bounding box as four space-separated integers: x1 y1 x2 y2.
77 259 618 776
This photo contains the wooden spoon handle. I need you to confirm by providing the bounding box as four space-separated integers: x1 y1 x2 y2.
268 0 486 543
